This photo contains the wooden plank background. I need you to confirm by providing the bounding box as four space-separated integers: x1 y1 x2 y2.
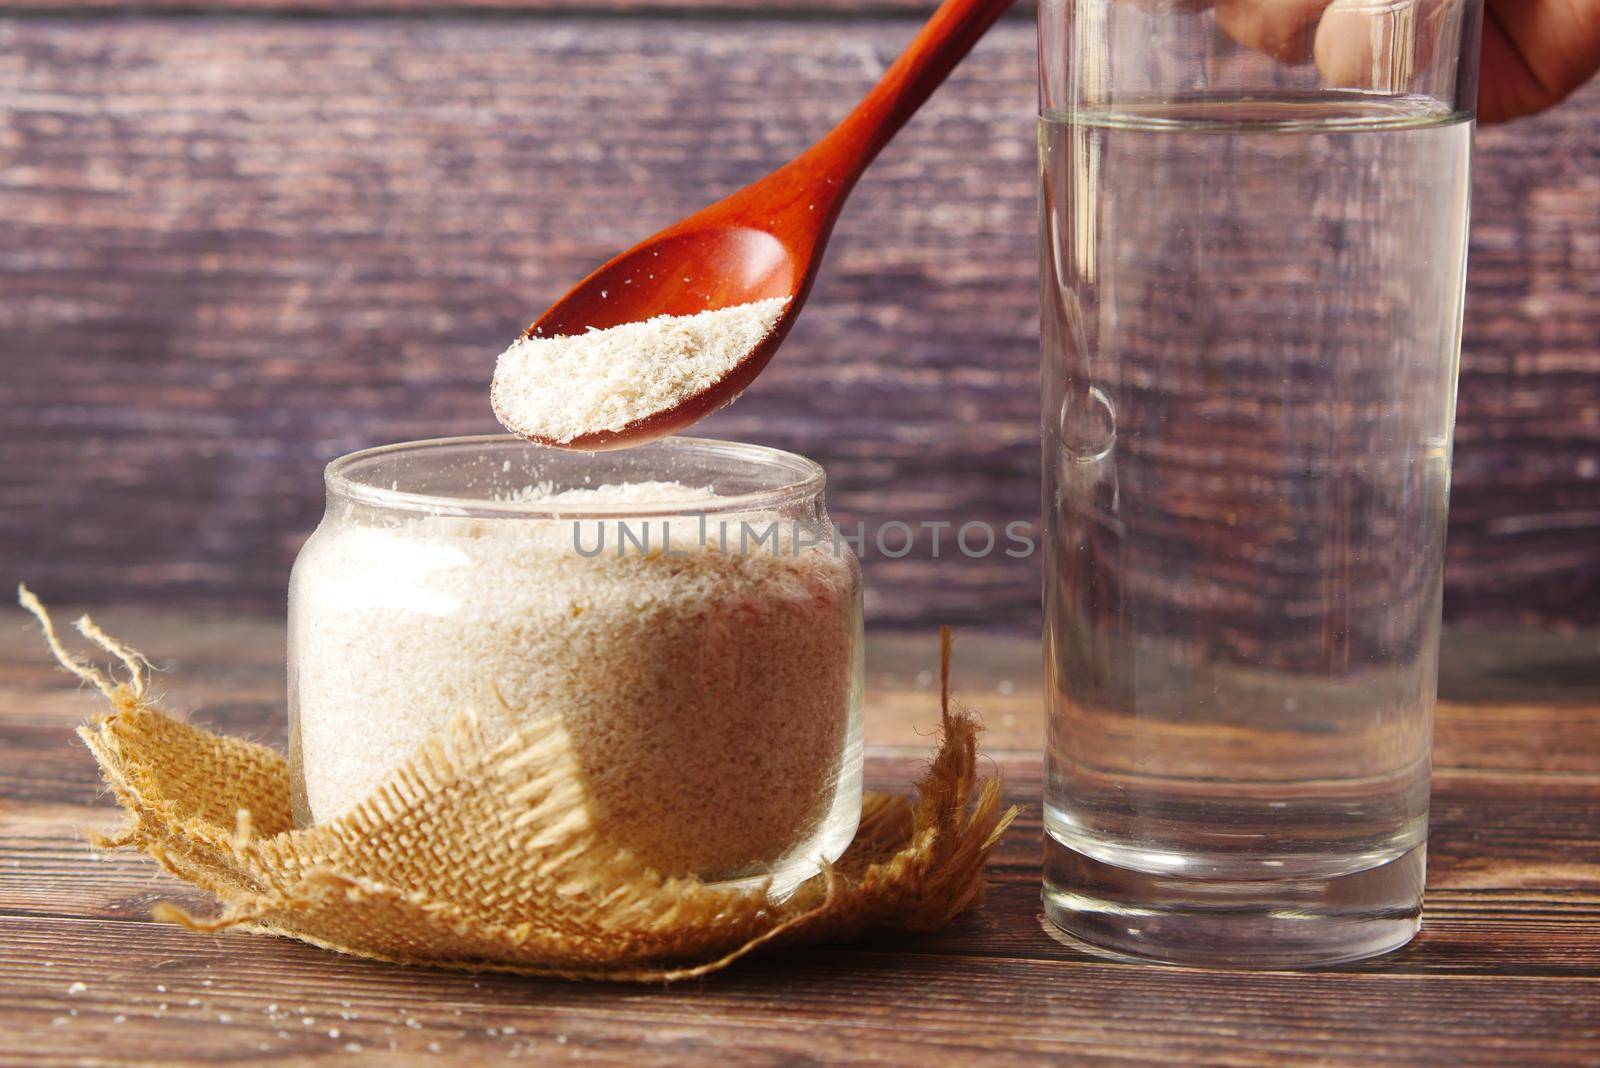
1 4 1597 629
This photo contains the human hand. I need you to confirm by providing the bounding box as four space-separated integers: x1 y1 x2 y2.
1199 0 1600 123
1476 1 1600 122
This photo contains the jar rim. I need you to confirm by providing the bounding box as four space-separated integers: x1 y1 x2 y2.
324 434 828 519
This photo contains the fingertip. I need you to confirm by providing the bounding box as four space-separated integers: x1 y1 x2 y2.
1313 0 1378 88
1216 0 1334 64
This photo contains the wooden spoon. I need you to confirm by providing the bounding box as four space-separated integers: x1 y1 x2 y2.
507 0 1017 450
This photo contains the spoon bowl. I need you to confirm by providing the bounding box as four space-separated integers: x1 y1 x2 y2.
519 225 804 449
532 228 798 338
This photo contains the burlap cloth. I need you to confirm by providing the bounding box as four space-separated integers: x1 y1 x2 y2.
20 587 1017 982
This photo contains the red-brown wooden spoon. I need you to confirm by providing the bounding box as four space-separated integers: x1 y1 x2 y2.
502 0 1017 450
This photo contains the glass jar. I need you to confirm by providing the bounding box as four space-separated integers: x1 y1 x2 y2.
289 435 863 894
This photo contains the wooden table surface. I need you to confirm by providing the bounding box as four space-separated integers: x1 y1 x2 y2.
3 609 1599 1066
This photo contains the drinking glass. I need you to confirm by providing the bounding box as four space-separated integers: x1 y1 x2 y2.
1039 0 1480 965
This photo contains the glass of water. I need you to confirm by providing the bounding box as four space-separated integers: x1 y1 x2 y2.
1040 0 1481 966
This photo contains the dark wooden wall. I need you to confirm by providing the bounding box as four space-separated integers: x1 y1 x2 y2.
2 2 1597 630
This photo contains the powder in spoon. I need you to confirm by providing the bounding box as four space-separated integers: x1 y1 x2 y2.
491 297 790 443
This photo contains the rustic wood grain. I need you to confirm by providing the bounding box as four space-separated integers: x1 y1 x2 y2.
7 914 1600 1066
3 612 1599 1065
0 13 1596 632
5 610 1597 764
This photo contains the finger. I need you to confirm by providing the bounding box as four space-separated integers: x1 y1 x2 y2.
1215 0 1337 63
1316 1 1396 89
1479 0 1600 123
1313 0 1452 96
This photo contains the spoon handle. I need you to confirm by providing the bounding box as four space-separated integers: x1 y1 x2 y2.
812 0 1018 189
712 0 1015 240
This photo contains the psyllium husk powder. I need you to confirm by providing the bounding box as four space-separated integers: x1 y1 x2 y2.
289 481 864 888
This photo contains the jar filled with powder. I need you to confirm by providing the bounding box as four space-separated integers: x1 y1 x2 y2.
288 435 863 894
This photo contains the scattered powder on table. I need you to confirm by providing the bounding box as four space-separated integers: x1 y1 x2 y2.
490 297 790 443
290 480 859 880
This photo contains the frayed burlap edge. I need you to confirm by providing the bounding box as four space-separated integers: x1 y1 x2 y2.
20 585 1018 982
